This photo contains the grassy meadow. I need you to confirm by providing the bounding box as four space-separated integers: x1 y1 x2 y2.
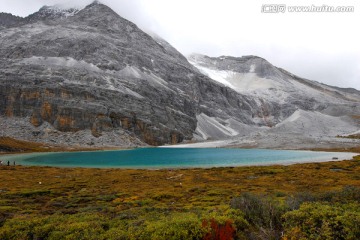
0 153 359 239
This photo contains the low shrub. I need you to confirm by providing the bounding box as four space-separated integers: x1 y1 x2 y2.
139 212 205 240
0 213 108 240
230 193 287 239
283 202 360 240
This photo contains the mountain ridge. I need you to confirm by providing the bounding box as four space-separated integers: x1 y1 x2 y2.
188 53 360 104
0 2 359 149
188 53 359 146
0 2 259 147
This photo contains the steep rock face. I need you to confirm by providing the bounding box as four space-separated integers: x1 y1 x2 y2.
0 6 79 28
188 54 360 140
0 13 23 29
189 54 360 113
1 2 358 147
0 3 192 145
24 6 80 23
0 2 260 146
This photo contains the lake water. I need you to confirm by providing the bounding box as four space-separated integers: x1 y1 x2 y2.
1 148 355 169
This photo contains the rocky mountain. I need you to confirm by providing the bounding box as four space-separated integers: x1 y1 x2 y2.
24 6 80 23
0 1 261 147
0 5 80 28
0 1 359 149
189 54 360 107
187 54 360 148
0 13 23 29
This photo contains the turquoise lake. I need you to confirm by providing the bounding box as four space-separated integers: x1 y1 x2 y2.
1 148 355 169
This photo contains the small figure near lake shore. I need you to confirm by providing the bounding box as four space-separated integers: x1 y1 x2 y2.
0 160 16 167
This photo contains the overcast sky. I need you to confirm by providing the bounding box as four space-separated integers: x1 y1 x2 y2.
1 0 359 90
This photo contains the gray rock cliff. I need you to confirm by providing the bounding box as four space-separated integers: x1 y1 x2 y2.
1 2 359 148
188 54 360 141
0 2 260 146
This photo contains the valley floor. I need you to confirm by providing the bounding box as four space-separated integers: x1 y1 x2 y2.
1 130 359 239
0 155 359 239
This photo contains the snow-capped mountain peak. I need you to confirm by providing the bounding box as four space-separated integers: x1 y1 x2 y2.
28 5 80 22
188 53 359 144
188 53 359 105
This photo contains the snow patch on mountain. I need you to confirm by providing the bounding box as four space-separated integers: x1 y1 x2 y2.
189 61 235 88
44 6 80 18
189 59 289 103
27 5 81 22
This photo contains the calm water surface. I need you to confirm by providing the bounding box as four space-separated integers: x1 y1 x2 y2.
1 148 354 169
